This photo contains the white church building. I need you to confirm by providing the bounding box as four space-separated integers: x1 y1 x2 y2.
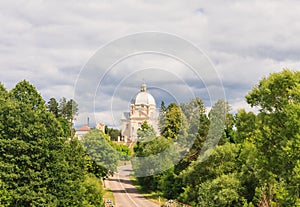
121 83 159 142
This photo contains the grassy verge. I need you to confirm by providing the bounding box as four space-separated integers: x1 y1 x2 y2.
103 187 115 205
130 175 167 206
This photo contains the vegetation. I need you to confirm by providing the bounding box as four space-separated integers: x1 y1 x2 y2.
0 80 104 207
104 126 121 141
133 69 300 206
0 69 299 206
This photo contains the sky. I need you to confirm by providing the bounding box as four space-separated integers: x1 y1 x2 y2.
1 0 300 128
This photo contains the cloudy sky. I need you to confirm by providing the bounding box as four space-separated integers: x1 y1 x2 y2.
1 0 300 127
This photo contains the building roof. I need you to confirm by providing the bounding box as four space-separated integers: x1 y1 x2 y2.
131 83 156 106
77 125 90 131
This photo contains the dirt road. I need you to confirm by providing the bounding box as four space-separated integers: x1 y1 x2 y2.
105 165 159 207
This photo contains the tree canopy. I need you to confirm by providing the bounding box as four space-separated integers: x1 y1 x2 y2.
0 81 105 207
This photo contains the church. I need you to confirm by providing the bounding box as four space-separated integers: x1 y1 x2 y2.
121 83 159 142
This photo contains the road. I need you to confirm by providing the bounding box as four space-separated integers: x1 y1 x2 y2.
105 165 159 207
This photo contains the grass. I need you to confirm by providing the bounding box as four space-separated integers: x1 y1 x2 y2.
130 175 168 206
103 187 115 205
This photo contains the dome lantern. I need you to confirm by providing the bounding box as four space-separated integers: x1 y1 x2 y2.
131 83 156 106
141 83 147 92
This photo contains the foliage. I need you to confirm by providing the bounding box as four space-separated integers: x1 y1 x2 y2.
179 143 241 204
196 173 246 207
234 109 256 143
0 81 105 207
47 97 79 137
57 97 78 123
246 69 300 205
82 174 105 207
137 121 157 141
133 136 174 190
104 126 120 141
178 98 210 168
9 80 45 111
47 97 59 117
82 129 119 173
134 70 300 206
160 103 188 139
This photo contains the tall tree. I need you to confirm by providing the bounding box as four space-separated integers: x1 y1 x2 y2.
180 98 209 163
0 81 96 206
234 109 256 143
9 80 45 110
246 69 300 206
58 98 78 137
81 129 119 174
0 82 8 98
137 121 156 141
47 98 59 117
160 103 188 139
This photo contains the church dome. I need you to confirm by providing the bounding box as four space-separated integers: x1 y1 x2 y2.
131 83 156 106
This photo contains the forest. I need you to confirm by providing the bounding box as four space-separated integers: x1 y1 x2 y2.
0 69 299 206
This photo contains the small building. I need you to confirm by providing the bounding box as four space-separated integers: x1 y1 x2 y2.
121 83 159 142
75 125 90 140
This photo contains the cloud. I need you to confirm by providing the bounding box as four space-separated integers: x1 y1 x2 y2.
0 0 299 127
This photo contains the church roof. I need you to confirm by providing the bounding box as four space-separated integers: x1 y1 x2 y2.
131 84 156 106
77 125 90 131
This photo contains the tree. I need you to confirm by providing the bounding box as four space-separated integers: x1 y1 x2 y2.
82 174 104 207
58 98 78 137
159 101 167 129
207 99 231 146
234 109 256 143
82 129 119 174
0 84 77 206
0 81 103 206
246 69 300 205
179 98 210 164
179 143 241 205
0 82 8 98
133 136 174 190
9 80 45 110
47 98 59 117
137 121 156 141
161 103 188 139
196 173 246 207
105 126 120 141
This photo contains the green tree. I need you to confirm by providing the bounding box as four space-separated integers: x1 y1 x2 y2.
133 136 174 191
0 82 81 206
206 99 231 147
0 81 103 206
58 98 78 137
179 143 241 205
179 98 210 164
161 103 188 139
137 121 156 141
246 69 300 205
0 82 8 98
47 97 59 117
9 80 45 110
82 129 119 174
105 126 120 141
196 173 246 207
82 174 104 207
234 109 256 143
159 101 167 130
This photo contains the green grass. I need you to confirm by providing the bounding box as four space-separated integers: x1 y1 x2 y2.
130 175 168 206
103 187 115 205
